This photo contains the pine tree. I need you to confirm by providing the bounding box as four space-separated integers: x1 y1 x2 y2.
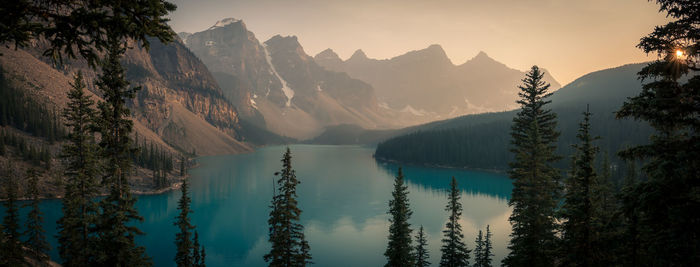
440 177 470 267
93 37 151 266
384 167 414 267
414 225 430 267
264 147 312 266
174 177 195 267
559 108 598 267
615 1 700 265
1 164 24 266
24 168 50 263
503 66 560 267
481 226 493 267
473 230 484 267
58 71 102 267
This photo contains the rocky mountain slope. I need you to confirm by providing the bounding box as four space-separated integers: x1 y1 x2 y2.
1 36 251 156
315 46 561 120
183 18 414 139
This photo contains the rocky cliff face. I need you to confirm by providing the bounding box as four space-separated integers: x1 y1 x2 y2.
315 46 561 120
7 36 251 155
185 18 406 139
184 19 282 120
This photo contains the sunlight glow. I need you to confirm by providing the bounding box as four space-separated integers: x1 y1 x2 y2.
676 49 684 58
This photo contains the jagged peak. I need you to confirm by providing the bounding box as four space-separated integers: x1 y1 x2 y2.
315 48 341 60
349 49 368 61
391 44 451 65
461 50 502 66
264 35 302 51
474 51 489 59
426 44 445 53
208 17 243 30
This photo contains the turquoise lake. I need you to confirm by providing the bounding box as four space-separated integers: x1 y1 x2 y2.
4 145 513 266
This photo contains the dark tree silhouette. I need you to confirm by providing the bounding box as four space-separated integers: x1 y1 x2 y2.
439 177 470 267
385 167 414 267
57 71 101 267
174 177 195 267
503 66 560 267
93 38 151 266
615 1 700 265
559 108 598 267
414 225 430 267
0 0 176 67
265 148 312 266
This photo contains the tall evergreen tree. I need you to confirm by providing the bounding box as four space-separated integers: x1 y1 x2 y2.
615 1 700 265
174 177 195 267
473 230 484 267
93 37 150 266
384 167 414 267
559 108 598 267
473 226 493 267
24 168 50 264
58 71 101 267
264 148 312 267
1 164 24 266
414 225 430 267
503 66 560 267
482 226 493 267
440 177 470 267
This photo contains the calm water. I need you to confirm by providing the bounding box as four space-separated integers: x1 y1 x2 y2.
4 145 513 266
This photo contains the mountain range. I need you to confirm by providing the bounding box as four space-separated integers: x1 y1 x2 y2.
181 18 412 139
1 16 590 159
315 46 561 120
180 18 562 139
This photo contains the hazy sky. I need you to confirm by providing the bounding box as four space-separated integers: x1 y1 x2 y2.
167 0 669 85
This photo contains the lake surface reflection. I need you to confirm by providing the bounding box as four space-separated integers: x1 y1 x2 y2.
6 145 513 266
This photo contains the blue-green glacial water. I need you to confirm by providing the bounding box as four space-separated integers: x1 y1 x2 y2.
4 145 513 266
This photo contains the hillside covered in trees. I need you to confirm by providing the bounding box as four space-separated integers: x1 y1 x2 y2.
374 63 654 178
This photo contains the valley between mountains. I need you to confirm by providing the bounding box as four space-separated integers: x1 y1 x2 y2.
1 17 645 197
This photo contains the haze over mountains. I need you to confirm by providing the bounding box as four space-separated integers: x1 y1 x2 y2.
315 45 561 118
181 18 412 139
179 18 562 139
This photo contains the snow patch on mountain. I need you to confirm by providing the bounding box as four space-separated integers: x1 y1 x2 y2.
263 45 294 107
250 98 257 109
209 18 240 30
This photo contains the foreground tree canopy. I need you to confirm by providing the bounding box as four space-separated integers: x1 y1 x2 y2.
0 0 176 66
616 0 700 265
